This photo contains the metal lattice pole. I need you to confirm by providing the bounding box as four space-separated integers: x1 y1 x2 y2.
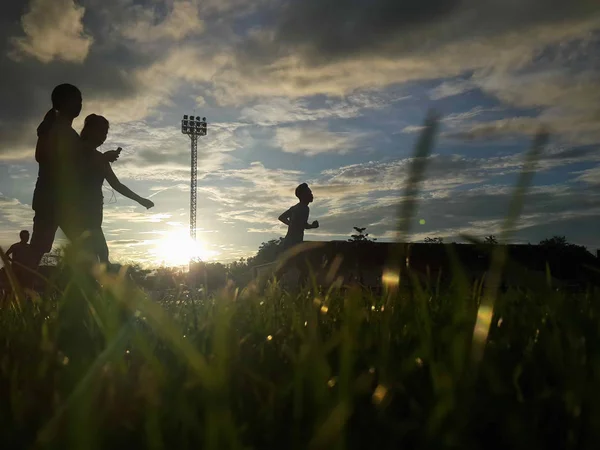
181 115 207 245
189 134 198 240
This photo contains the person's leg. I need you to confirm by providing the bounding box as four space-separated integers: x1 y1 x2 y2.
89 227 109 264
12 265 27 289
59 216 96 264
95 207 109 265
30 210 58 266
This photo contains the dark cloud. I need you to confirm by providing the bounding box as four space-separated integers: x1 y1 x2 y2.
0 1 163 157
544 146 598 161
278 0 460 61
274 0 599 63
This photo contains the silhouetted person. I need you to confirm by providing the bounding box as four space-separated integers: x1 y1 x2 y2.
279 183 319 249
5 230 33 287
79 114 154 264
278 183 319 284
30 84 120 266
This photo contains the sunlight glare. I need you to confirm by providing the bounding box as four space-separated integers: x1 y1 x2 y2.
151 229 218 267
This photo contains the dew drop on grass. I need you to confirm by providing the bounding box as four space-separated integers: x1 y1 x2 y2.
320 305 329 314
372 384 389 405
371 305 376 311
473 304 493 345
382 270 400 288
62 356 69 366
497 317 503 327
266 335 273 341
415 357 423 367
327 378 337 388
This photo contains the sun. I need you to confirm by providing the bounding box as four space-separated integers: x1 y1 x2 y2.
151 229 217 267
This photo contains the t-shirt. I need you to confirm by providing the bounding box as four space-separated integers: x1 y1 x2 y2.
283 203 310 246
83 147 109 208
78 145 110 228
33 118 82 215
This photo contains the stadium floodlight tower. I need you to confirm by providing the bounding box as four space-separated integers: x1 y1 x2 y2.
181 114 207 242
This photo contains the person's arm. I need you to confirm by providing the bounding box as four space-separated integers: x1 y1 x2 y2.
35 109 56 163
278 208 291 226
105 165 154 209
301 207 319 229
5 244 15 262
35 136 48 163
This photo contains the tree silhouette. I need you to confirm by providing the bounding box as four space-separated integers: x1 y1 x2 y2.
539 236 568 247
484 235 498 245
349 227 376 243
424 237 444 244
252 237 285 265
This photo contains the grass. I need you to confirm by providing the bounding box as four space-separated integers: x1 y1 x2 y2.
2 267 600 449
2 115 600 449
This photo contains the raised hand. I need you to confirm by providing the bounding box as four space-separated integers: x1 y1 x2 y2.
140 198 154 209
103 147 122 163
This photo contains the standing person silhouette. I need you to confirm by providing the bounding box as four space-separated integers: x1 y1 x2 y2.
5 230 33 287
78 114 154 264
278 183 319 283
30 84 120 266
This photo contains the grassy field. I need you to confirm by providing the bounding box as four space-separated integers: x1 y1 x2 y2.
2 115 600 449
1 264 600 450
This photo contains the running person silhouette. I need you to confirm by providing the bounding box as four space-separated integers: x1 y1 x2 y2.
279 183 319 250
278 183 319 283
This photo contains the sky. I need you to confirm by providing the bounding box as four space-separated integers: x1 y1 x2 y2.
1 0 600 267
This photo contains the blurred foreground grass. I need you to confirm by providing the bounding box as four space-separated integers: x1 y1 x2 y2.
2 266 600 450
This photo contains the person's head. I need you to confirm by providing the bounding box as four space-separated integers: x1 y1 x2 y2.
295 183 313 204
81 114 109 147
19 230 30 243
51 83 82 119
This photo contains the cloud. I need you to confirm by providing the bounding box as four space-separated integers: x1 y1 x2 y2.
101 120 242 181
430 78 474 100
274 125 366 156
0 193 32 228
240 91 408 126
103 207 172 224
401 125 425 134
119 0 204 43
0 193 33 254
445 68 600 143
10 0 93 63
314 181 600 248
575 165 600 185
448 117 543 141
